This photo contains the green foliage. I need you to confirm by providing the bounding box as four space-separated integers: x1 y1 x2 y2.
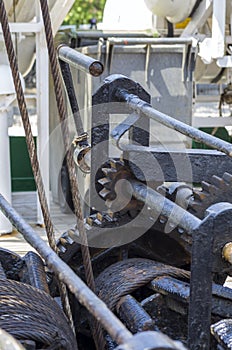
63 0 107 26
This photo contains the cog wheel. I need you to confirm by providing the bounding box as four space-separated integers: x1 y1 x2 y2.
97 158 143 214
188 172 232 219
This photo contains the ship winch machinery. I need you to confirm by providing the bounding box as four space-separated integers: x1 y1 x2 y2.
57 66 232 350
2 1 232 348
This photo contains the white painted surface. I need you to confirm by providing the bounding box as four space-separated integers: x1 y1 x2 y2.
217 55 232 67
144 0 197 23
0 110 12 234
101 0 154 30
211 0 226 59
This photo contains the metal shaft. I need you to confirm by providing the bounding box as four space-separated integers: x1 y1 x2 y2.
59 60 85 137
115 89 232 157
107 37 193 45
116 295 155 333
58 45 104 77
0 193 132 345
129 180 201 233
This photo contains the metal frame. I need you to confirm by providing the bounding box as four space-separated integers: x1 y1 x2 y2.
90 74 232 349
0 191 187 350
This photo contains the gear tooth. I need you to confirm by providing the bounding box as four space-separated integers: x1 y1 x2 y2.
99 188 111 199
102 167 117 177
211 319 232 348
58 245 66 253
223 172 232 184
107 210 114 218
159 215 167 224
66 232 74 244
117 159 125 167
110 159 124 170
211 175 224 188
193 190 208 202
110 159 118 168
86 217 93 226
96 212 103 222
59 237 67 246
201 181 212 192
189 202 203 214
177 227 185 235
98 177 111 187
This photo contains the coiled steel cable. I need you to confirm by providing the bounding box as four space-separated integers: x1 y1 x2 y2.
0 0 74 333
39 0 105 348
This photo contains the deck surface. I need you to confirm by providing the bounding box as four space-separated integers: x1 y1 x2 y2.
0 191 76 256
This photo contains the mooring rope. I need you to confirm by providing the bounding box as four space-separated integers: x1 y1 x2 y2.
39 0 105 348
0 0 74 333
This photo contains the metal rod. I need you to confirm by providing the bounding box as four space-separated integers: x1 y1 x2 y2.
57 45 104 77
129 180 201 233
116 295 155 333
0 193 132 345
107 37 193 46
115 89 232 157
59 59 86 138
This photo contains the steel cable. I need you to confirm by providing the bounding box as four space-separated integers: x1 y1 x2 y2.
39 0 105 348
0 0 74 332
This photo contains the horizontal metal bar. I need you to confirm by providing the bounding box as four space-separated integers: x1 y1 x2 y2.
107 37 193 46
129 180 201 233
57 45 104 77
193 116 232 128
0 22 43 33
115 89 232 157
0 193 132 345
124 147 232 182
150 276 232 318
75 31 155 39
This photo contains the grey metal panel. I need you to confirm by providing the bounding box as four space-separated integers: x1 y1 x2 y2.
76 44 193 126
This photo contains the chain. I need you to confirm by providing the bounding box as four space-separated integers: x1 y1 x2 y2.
39 0 105 348
0 0 74 333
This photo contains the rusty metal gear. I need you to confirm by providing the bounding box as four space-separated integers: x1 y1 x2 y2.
97 157 232 221
188 172 232 219
97 158 143 214
56 161 232 286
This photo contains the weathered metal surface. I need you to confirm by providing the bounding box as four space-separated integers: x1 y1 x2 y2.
189 172 232 219
124 148 232 182
58 45 104 76
150 276 232 318
91 75 150 213
0 193 133 345
211 319 232 349
23 251 50 294
115 331 187 350
0 248 23 280
116 295 155 333
188 214 213 350
129 180 201 233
